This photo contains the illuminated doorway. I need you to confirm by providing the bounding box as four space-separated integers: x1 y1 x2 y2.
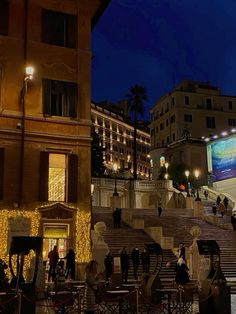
43 223 70 260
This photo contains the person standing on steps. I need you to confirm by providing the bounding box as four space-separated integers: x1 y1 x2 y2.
131 247 140 280
104 252 113 282
223 196 229 211
120 248 129 283
157 202 162 217
141 248 150 273
178 243 186 261
48 245 59 282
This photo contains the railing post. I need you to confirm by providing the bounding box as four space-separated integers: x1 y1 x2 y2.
135 286 139 314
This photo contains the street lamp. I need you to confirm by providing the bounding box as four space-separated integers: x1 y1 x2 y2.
18 65 34 207
185 170 190 197
194 169 201 201
113 163 119 196
164 173 169 180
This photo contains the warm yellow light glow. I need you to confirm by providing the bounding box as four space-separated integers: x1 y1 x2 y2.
113 163 118 172
25 66 34 80
0 209 40 278
91 184 94 195
48 154 66 201
164 173 169 180
185 170 190 178
165 162 169 169
194 169 200 179
147 154 150 158
75 210 91 262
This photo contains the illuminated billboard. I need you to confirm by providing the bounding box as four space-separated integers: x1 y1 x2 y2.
207 135 236 181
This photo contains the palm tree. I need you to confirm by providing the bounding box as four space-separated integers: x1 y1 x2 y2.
126 85 147 180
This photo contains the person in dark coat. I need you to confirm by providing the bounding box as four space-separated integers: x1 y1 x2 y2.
120 248 129 283
223 197 229 211
216 196 221 206
131 247 140 280
117 208 122 228
157 202 162 217
231 215 236 230
104 252 113 282
64 249 75 280
140 248 150 273
212 203 217 216
175 257 190 285
48 246 59 282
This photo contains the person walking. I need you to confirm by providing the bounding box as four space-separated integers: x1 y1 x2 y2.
120 248 129 283
131 247 140 280
48 245 59 282
140 248 150 273
212 203 217 216
223 196 229 211
64 248 75 280
204 190 209 200
84 260 99 314
104 252 113 282
216 196 221 206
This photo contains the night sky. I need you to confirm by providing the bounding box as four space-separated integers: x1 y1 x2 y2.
91 0 236 119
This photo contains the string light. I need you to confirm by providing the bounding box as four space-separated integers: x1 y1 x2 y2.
75 210 91 262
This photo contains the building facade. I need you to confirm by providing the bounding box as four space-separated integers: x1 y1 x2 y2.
0 0 109 267
91 102 152 179
149 80 236 179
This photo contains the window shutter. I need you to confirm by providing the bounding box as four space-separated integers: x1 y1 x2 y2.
0 148 4 200
39 151 49 201
42 79 51 115
67 82 77 118
0 1 9 36
67 14 77 48
68 154 78 202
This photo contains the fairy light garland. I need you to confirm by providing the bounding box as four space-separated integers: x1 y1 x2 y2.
75 209 91 262
0 209 40 277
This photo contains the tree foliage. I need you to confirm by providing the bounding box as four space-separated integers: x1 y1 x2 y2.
126 84 147 180
91 129 106 177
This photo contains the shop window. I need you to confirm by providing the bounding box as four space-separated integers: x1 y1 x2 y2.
39 152 78 202
42 79 77 117
42 9 77 48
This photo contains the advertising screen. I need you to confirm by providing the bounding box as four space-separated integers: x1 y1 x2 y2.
207 135 236 181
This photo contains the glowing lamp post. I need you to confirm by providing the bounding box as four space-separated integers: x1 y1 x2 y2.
194 169 201 201
113 163 119 196
185 170 190 197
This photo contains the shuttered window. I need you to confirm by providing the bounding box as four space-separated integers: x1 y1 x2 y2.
42 9 77 48
0 0 9 36
39 151 78 202
42 79 77 118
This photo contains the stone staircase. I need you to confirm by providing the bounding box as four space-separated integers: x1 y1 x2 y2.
92 207 176 283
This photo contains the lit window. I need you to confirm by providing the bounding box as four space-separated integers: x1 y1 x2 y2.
48 154 66 201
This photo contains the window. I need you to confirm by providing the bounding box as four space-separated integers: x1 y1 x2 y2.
172 133 175 141
184 114 192 123
228 119 236 126
160 123 164 130
172 97 175 107
229 101 233 110
155 126 159 133
206 116 215 128
167 136 170 143
42 9 77 48
42 79 77 117
184 96 189 105
170 115 175 123
0 1 9 36
166 119 169 127
206 98 212 110
39 152 78 202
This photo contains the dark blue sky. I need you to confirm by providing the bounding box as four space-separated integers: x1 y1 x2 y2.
92 0 236 119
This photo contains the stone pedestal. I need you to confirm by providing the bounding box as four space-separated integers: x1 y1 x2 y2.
186 196 193 209
193 201 204 218
91 222 109 273
189 226 202 280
